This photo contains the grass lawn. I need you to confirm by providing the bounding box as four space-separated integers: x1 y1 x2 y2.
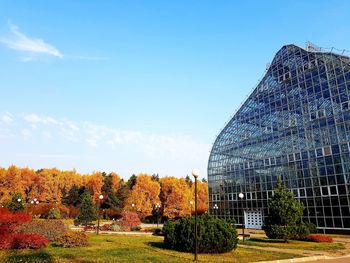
239 237 345 251
0 234 302 263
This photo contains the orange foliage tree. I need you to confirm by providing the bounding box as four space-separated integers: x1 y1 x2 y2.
160 177 192 219
125 174 160 220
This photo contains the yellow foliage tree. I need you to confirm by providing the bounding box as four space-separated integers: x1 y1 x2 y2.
125 174 160 219
160 177 192 219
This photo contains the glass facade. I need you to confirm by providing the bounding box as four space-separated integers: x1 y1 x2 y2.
208 44 350 231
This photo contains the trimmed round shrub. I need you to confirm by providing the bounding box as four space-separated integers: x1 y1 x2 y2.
163 214 238 253
110 223 122 231
54 231 88 248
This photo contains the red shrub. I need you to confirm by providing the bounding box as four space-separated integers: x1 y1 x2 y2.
0 234 14 249
119 211 141 230
307 234 333 243
0 208 31 233
0 233 48 250
12 233 49 249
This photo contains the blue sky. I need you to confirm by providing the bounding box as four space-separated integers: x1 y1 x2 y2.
0 0 349 179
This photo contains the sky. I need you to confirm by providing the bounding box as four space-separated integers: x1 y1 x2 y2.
0 0 350 179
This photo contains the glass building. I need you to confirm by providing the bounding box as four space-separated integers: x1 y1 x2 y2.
208 44 350 232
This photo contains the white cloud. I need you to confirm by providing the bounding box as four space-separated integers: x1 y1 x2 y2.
1 112 13 124
21 129 31 137
2 112 211 178
0 22 63 59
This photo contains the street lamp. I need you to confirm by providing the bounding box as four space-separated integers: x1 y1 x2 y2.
190 201 193 216
97 194 104 235
192 168 199 262
132 203 135 211
213 203 219 217
17 198 21 202
155 203 161 228
238 192 245 242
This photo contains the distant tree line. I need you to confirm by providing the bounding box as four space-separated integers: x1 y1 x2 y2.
0 165 208 220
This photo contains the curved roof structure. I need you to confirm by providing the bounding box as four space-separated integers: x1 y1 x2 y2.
207 44 350 231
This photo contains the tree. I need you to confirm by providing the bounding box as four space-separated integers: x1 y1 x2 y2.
77 190 97 226
125 174 160 219
160 177 192 219
264 177 304 241
7 192 26 212
101 173 121 210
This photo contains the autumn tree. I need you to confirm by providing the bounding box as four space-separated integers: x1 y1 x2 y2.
160 177 192 219
125 174 160 220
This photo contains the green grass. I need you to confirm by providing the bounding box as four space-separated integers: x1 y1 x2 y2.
239 237 345 251
0 234 302 263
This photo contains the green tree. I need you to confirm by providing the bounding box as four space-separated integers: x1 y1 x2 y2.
264 177 304 241
101 174 120 210
7 192 26 212
77 190 97 225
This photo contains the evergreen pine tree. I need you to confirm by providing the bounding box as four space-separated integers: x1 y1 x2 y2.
264 176 304 241
101 174 120 210
77 190 97 225
7 192 26 212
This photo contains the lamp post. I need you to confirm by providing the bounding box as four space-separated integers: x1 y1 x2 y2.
238 192 245 242
213 203 219 217
132 203 135 211
155 203 161 228
190 201 193 216
97 194 104 235
192 169 199 262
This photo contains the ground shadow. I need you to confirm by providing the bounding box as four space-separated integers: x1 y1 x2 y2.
147 241 169 249
6 251 54 263
248 237 286 243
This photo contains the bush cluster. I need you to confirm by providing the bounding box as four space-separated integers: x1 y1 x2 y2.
163 214 238 253
54 231 89 247
119 211 141 230
306 234 333 243
0 233 49 249
264 222 316 241
19 219 67 242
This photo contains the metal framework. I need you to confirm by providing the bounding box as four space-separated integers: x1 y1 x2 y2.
208 44 350 231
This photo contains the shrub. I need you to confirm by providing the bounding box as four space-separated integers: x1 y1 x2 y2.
0 208 31 233
18 219 67 242
290 222 317 240
263 225 291 240
48 208 61 219
131 226 141 231
55 231 89 247
307 234 333 243
0 233 48 250
163 214 238 253
119 211 141 230
264 222 317 241
0 234 14 250
12 233 49 249
110 223 122 231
